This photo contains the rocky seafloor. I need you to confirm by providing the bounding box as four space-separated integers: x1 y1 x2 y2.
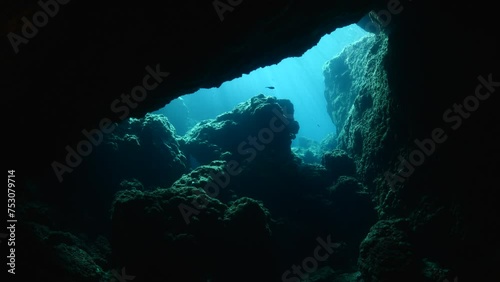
16 32 482 282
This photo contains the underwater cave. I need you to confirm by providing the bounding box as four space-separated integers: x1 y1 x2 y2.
4 1 499 282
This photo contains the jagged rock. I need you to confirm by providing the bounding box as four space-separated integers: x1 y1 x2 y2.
323 33 389 133
320 132 338 152
154 97 192 136
358 219 419 282
292 147 321 164
421 259 454 282
322 149 357 181
111 187 226 281
182 94 299 165
326 176 377 265
119 178 145 190
323 34 392 186
17 222 111 282
171 160 238 203
219 197 276 281
224 197 272 242
101 113 188 189
53 113 189 237
110 186 276 281
293 136 323 164
298 164 332 194
52 244 106 282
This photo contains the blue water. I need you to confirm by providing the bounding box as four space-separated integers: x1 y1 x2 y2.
156 24 367 142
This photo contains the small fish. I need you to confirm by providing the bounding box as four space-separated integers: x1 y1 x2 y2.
265 86 275 90
317 124 320 127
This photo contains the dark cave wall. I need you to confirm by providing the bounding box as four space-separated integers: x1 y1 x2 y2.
324 1 499 280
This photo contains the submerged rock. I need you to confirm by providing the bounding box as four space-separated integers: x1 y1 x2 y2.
358 219 418 282
154 97 192 136
322 149 357 182
323 34 387 131
171 160 238 203
101 113 188 189
182 94 299 165
110 186 276 281
292 136 323 164
54 113 189 238
323 34 391 185
17 222 111 282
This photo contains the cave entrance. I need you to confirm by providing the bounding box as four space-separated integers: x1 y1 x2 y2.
153 23 368 163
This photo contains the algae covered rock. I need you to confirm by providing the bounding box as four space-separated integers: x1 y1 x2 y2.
111 186 227 281
101 113 188 189
323 33 392 187
182 94 299 165
324 34 388 133
110 186 277 281
328 176 376 243
171 160 238 203
223 197 272 244
56 113 189 239
17 222 110 282
322 149 357 182
358 219 419 282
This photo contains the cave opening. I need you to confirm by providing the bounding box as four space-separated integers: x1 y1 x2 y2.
152 24 368 164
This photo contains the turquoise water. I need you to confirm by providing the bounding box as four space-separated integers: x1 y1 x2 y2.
156 24 367 142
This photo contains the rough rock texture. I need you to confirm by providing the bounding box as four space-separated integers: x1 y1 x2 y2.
182 94 299 165
111 187 275 281
322 149 357 182
174 97 375 276
323 3 500 280
324 33 391 185
358 219 418 282
18 221 112 281
171 160 238 203
292 136 323 164
358 218 457 282
154 97 193 136
320 132 338 151
99 113 188 189
292 134 338 164
327 176 377 266
46 113 188 237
